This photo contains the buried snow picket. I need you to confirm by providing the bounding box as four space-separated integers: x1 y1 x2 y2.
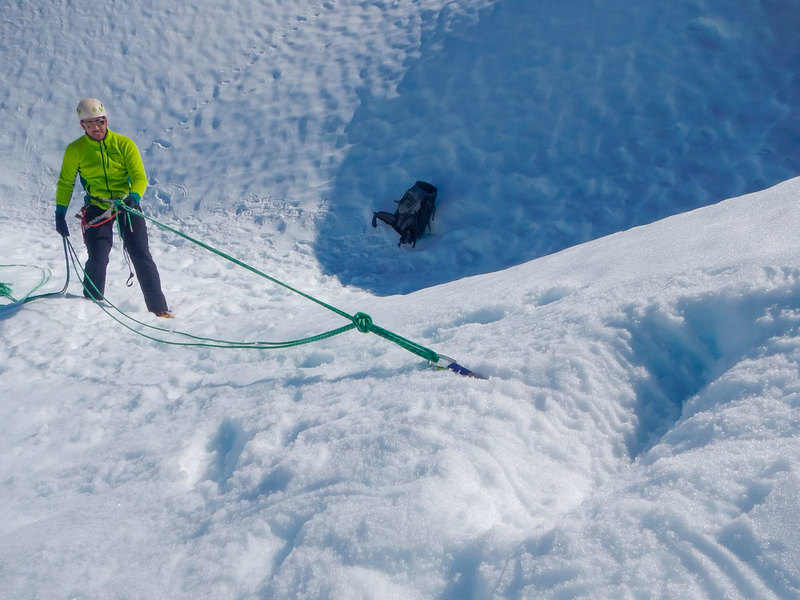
432 355 487 379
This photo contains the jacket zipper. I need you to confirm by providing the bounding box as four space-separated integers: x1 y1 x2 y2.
100 138 112 198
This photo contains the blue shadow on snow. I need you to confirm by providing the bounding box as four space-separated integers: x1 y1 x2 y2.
315 0 800 295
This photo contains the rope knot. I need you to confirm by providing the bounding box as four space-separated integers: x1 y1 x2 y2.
353 312 373 333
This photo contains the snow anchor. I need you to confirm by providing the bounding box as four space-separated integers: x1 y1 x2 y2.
433 355 487 379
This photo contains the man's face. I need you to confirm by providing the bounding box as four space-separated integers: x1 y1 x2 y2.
81 117 107 141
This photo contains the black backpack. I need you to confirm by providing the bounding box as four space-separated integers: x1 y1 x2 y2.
371 181 437 247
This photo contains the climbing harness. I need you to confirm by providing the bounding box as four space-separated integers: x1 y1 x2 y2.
2 203 486 378
81 205 117 228
77 198 135 286
78 198 123 237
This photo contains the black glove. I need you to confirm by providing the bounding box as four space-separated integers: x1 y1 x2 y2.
124 195 141 210
55 212 69 237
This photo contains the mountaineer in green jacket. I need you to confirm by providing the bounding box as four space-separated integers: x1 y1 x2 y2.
55 98 171 317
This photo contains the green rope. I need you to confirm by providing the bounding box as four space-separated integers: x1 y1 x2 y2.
3 207 442 364
0 267 48 303
118 201 352 319
88 202 442 362
350 311 440 362
0 282 18 302
1 238 70 304
64 237 357 350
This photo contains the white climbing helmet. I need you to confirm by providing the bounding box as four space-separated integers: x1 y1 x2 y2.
76 98 107 121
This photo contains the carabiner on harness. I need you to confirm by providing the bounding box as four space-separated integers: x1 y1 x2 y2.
77 205 116 245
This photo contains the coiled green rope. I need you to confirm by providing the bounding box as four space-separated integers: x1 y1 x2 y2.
0 238 70 304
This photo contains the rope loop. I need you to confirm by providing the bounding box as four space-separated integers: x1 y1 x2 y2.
1 282 16 301
352 312 374 333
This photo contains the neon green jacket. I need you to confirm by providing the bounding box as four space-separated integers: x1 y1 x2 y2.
56 129 146 214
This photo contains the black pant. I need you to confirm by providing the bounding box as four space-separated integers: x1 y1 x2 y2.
82 204 168 313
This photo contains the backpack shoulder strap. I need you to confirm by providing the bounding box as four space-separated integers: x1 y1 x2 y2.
372 211 403 235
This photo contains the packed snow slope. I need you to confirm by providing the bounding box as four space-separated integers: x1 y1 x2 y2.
5 178 800 600
3 0 800 598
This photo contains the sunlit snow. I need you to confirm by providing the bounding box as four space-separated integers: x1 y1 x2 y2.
2 0 800 598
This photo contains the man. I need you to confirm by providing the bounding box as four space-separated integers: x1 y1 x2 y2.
55 98 171 317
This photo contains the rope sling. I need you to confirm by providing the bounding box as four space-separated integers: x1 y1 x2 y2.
1 202 484 378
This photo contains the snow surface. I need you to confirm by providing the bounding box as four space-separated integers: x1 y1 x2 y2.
2 0 800 598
